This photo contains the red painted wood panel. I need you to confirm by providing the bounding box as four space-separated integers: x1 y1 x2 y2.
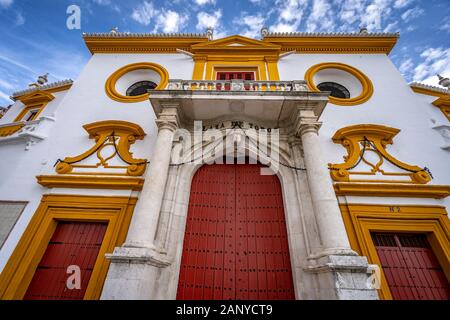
216 72 255 90
372 233 450 300
24 222 107 300
177 163 295 300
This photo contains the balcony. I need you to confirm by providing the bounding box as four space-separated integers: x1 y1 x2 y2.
0 116 56 150
150 79 330 126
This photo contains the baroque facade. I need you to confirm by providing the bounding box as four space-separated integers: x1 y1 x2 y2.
0 29 449 300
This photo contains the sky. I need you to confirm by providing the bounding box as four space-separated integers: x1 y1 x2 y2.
0 0 449 106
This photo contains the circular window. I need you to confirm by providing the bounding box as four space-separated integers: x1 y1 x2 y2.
317 82 350 99
305 62 373 106
126 81 157 96
105 62 169 103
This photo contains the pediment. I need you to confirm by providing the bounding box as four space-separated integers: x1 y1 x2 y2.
191 35 281 54
19 90 55 105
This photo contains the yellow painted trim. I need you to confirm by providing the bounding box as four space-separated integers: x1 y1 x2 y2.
83 35 209 54
0 194 137 300
432 97 450 121
105 62 169 103
13 84 72 101
190 35 280 81
0 123 25 137
305 62 374 106
14 91 55 122
410 86 450 98
329 124 431 184
55 120 148 177
37 175 145 191
263 36 398 54
339 203 450 300
334 182 450 198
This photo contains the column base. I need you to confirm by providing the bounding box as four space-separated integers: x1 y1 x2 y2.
101 246 171 300
304 255 379 300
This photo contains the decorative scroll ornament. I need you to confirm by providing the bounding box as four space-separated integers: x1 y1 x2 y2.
55 120 148 176
329 124 431 184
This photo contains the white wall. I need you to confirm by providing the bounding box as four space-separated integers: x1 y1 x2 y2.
279 53 450 209
0 53 195 271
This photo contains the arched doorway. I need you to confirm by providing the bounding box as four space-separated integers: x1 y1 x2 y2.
177 162 295 300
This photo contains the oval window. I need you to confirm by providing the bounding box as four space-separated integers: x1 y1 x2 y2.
317 82 351 99
126 81 157 97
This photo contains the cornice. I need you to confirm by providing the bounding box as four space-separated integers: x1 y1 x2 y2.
410 82 450 98
263 33 399 54
83 32 210 54
11 80 73 100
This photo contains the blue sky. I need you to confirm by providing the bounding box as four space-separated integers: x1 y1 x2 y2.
0 0 449 106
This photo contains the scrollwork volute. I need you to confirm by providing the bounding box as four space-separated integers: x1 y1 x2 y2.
329 124 431 184
55 120 148 177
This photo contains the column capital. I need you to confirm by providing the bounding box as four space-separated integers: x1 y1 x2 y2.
295 118 322 137
155 104 181 132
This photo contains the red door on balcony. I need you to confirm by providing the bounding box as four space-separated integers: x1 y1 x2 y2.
372 233 450 300
177 163 295 300
216 71 255 90
24 222 107 300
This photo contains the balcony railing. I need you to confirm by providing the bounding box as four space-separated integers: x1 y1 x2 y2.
166 79 309 92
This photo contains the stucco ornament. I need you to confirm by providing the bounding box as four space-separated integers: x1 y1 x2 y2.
329 124 432 184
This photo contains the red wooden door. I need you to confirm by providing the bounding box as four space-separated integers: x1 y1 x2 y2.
216 72 255 90
24 222 107 300
177 163 295 300
372 233 450 300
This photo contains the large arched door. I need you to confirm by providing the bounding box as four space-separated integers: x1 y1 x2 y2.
177 163 295 300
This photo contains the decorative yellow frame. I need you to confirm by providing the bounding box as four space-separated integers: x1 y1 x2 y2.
329 124 431 184
340 203 450 300
433 96 450 121
190 35 281 81
14 91 55 122
0 124 25 137
305 62 374 106
0 194 137 300
55 120 148 177
105 62 169 103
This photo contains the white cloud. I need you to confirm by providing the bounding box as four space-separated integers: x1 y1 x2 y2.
361 0 392 32
156 10 187 33
0 89 12 104
412 47 450 87
440 21 450 33
306 0 335 32
393 0 413 8
195 0 216 5
383 21 398 32
401 6 424 22
399 58 413 74
196 10 222 30
339 0 366 26
131 1 157 26
15 12 24 26
234 14 265 38
270 0 308 33
0 0 13 9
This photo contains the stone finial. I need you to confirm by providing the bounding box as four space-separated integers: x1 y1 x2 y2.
206 27 214 40
110 27 119 34
437 74 450 89
261 27 269 38
359 26 368 34
29 73 49 88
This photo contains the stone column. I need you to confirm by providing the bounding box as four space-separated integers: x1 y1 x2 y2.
297 112 354 257
124 105 180 249
295 110 378 300
100 104 180 300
